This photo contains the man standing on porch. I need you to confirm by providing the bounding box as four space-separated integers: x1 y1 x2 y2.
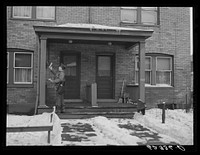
49 64 66 113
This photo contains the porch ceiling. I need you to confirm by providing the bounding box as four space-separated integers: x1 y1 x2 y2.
33 23 154 49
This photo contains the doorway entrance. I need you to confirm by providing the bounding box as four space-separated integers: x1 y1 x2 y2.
60 52 81 99
96 54 115 99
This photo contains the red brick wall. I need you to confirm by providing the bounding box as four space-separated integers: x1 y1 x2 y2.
7 6 191 108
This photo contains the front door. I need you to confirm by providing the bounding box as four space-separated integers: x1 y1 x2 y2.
61 52 80 99
96 54 115 99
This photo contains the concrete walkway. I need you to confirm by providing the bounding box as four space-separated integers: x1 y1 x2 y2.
60 118 179 146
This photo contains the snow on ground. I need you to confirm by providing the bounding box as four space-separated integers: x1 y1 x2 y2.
134 108 193 145
6 112 62 146
60 116 180 146
6 108 193 146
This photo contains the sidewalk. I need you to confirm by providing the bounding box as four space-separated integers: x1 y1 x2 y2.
60 117 179 146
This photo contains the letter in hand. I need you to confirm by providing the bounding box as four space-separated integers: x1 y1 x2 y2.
49 62 53 70
48 78 53 82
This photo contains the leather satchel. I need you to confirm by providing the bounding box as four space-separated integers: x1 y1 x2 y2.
56 82 65 95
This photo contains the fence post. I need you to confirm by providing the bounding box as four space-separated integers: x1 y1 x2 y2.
162 102 165 123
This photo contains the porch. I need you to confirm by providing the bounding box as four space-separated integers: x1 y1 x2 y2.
33 23 153 116
46 100 138 119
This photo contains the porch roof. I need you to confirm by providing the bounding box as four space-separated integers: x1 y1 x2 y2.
33 23 154 48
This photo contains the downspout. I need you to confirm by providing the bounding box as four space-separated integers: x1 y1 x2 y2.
34 35 40 115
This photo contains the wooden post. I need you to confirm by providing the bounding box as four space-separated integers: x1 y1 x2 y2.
91 83 98 107
139 41 146 103
162 102 165 123
38 37 48 110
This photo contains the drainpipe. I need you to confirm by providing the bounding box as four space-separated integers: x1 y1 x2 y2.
34 35 40 115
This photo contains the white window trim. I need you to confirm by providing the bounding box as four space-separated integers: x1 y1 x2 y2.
36 6 55 20
156 56 172 86
121 7 137 10
12 6 32 19
13 52 33 84
7 52 9 84
135 56 152 85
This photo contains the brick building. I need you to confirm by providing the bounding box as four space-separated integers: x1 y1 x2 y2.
7 7 191 115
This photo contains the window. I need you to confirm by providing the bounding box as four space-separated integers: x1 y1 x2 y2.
12 6 55 20
121 7 137 23
64 56 77 76
7 49 33 86
98 56 111 76
156 57 172 85
36 6 55 20
121 7 159 25
135 54 173 86
13 6 32 18
135 56 152 84
14 53 33 84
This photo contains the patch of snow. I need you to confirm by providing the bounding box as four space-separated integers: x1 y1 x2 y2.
90 116 146 145
134 108 193 145
6 112 62 146
145 84 173 87
57 23 153 32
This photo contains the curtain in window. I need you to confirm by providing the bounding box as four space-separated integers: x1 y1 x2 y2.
36 6 55 19
13 6 31 18
15 68 31 82
135 57 151 84
135 71 151 84
156 58 171 85
156 71 170 85
14 53 32 83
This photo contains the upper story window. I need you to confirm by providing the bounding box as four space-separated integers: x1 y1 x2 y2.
13 6 32 18
121 7 159 26
12 6 55 20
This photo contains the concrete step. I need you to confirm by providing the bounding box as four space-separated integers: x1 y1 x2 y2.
63 106 137 113
58 111 135 119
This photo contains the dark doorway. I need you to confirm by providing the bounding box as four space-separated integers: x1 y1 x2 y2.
96 54 115 99
61 52 81 99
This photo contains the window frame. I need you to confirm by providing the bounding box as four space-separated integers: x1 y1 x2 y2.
155 56 172 86
120 7 160 26
134 54 173 87
7 49 34 88
11 6 56 21
36 6 56 20
12 6 32 19
135 56 152 85
13 52 33 84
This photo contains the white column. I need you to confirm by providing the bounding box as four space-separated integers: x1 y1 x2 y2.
139 41 145 103
38 37 47 108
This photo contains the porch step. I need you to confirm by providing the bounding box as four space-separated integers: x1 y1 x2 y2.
57 104 137 119
58 111 136 119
